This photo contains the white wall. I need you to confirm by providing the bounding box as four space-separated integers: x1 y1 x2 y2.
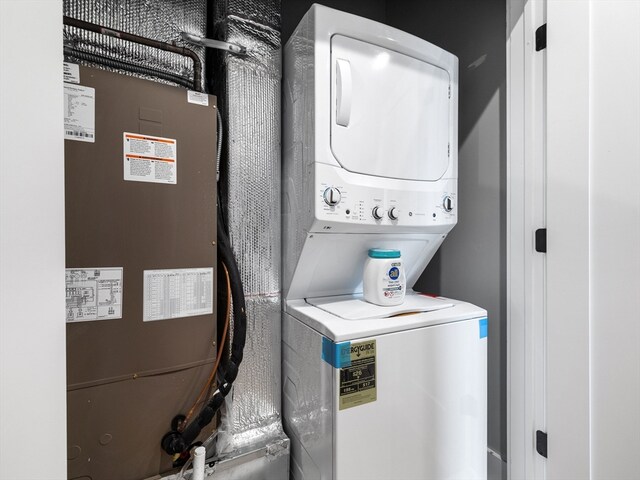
589 2 640 478
0 2 67 479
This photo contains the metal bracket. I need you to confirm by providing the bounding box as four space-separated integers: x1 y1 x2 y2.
181 32 247 55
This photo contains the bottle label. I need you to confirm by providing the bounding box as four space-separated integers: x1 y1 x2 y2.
363 258 405 305
383 285 404 298
383 263 404 299
388 267 400 280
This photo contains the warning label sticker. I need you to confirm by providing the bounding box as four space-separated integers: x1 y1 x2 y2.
339 339 377 410
64 84 95 142
123 132 177 184
66 268 123 322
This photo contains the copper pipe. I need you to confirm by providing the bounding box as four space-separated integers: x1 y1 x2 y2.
63 16 202 92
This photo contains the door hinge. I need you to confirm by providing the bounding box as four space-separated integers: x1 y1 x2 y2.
447 143 450 157
536 430 548 458
448 84 451 98
536 24 547 51
535 228 547 253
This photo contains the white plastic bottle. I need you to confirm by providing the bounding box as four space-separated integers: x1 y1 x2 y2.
363 248 406 306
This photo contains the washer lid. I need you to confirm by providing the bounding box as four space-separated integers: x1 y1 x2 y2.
330 35 452 181
307 292 453 320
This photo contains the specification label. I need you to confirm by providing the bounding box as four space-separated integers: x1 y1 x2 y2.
187 90 209 106
123 132 177 184
66 268 123 322
339 339 377 410
63 62 80 84
64 84 95 142
143 268 213 322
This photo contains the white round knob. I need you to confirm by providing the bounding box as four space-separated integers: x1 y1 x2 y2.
388 207 399 220
372 206 383 220
323 187 341 206
443 196 453 212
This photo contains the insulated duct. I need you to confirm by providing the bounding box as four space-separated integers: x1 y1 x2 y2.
212 0 290 475
63 0 207 89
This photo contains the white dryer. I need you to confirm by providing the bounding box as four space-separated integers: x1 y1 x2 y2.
282 5 487 479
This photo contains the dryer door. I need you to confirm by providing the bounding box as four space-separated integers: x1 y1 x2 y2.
330 35 452 182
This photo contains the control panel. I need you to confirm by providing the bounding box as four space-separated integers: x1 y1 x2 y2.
313 163 456 232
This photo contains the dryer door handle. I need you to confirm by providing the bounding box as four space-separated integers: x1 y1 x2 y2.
336 59 352 127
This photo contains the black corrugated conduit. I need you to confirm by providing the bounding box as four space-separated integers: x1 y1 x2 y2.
161 202 247 456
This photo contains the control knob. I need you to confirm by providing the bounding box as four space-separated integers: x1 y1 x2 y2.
372 206 384 220
323 187 341 206
443 196 453 212
388 207 399 220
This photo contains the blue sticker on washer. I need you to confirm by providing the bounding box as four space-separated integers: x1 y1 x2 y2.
322 337 352 368
479 318 488 338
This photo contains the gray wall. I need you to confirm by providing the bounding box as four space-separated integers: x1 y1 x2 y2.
386 0 507 458
282 0 507 459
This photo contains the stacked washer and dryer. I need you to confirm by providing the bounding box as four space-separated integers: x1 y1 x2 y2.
282 5 487 479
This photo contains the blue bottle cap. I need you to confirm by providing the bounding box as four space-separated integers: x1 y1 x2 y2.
368 248 401 259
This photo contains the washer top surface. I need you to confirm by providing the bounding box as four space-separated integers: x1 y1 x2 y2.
307 292 453 320
285 291 487 342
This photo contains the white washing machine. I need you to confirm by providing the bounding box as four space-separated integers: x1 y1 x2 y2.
282 5 487 479
283 293 487 480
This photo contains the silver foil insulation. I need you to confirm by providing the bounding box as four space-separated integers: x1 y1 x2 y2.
214 0 289 470
63 0 207 89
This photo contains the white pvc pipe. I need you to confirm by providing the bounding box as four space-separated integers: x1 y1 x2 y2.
192 446 206 480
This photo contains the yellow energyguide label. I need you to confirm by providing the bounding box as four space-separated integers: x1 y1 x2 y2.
339 339 376 410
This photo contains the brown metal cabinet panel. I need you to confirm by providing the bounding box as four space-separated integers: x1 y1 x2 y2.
65 67 217 480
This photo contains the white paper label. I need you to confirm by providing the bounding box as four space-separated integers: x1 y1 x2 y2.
64 84 95 142
66 268 123 322
123 132 177 184
143 268 214 321
187 90 209 106
63 62 80 84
